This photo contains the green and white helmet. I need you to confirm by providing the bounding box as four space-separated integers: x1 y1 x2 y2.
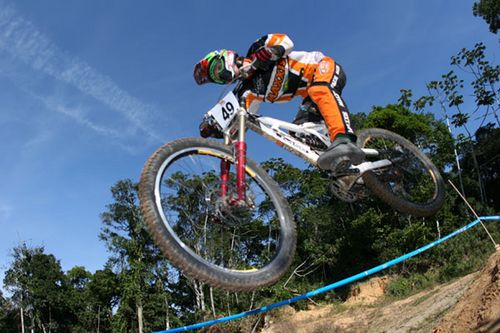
193 49 238 85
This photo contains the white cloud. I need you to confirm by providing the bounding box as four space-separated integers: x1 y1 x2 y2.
22 128 53 150
50 103 145 154
51 103 124 141
0 2 166 146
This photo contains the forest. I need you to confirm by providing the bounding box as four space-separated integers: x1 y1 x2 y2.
1 1 499 332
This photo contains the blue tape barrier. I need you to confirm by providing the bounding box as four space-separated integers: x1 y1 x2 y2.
153 216 500 333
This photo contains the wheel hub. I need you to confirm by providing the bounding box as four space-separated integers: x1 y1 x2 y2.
204 181 256 226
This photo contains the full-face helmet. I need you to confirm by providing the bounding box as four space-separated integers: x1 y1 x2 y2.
194 49 238 85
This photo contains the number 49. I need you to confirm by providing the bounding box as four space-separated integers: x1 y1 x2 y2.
222 102 234 120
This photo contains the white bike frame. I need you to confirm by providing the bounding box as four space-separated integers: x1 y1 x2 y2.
205 91 393 199
223 106 392 176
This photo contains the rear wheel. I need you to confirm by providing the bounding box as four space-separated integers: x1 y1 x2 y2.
139 138 296 291
357 128 445 217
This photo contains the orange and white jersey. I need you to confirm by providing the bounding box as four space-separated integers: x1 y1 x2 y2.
246 33 295 60
270 50 326 101
237 34 328 112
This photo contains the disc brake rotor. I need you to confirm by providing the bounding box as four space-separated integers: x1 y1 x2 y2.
204 181 257 227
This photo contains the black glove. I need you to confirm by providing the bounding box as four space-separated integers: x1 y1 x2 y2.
250 47 273 70
199 115 223 138
250 46 285 71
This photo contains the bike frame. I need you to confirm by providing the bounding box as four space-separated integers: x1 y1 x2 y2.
218 102 392 203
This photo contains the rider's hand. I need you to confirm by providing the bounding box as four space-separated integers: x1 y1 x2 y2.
199 115 223 139
250 47 273 70
238 58 255 79
253 48 272 62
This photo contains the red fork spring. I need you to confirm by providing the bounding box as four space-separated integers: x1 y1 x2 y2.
235 141 247 202
220 159 230 198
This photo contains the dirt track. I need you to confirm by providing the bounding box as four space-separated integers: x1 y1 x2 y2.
261 250 500 333
432 248 500 333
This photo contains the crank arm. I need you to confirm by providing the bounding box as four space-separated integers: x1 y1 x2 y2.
353 159 392 175
334 159 393 191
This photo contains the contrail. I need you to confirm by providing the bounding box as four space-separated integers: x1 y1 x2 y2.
0 2 165 144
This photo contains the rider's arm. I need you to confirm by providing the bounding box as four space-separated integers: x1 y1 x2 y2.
247 34 294 70
261 33 294 59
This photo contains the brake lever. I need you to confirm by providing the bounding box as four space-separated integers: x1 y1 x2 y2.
238 59 257 79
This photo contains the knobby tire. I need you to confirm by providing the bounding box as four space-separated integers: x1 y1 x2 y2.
357 128 445 217
139 138 296 291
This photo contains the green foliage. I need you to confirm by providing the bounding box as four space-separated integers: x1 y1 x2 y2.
66 266 93 332
3 243 74 332
363 104 455 170
0 291 18 333
472 124 500 210
397 42 499 212
100 179 176 332
387 272 435 298
473 0 500 33
451 43 500 113
398 89 413 109
365 104 446 144
411 43 499 143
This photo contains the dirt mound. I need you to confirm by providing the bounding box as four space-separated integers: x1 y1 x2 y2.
432 249 500 333
261 250 500 333
345 276 390 305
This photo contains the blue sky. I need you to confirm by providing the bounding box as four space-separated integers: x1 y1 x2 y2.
0 0 498 285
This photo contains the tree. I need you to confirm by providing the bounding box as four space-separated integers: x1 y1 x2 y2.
363 104 454 170
450 43 500 127
464 124 500 210
473 0 500 33
401 42 499 202
86 268 120 333
3 243 73 333
0 291 18 333
100 179 160 333
66 266 91 332
66 266 111 333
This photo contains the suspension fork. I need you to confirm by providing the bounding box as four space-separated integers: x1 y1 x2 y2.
235 105 247 202
219 104 247 203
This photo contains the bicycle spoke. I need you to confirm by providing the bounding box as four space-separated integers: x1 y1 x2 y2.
157 150 281 271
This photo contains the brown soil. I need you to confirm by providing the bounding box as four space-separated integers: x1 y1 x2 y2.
345 276 390 306
260 250 500 333
432 248 500 333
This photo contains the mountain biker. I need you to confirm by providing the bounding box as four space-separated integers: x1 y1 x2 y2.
193 33 364 171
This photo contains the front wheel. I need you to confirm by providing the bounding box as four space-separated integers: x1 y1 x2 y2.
139 138 296 291
357 128 445 217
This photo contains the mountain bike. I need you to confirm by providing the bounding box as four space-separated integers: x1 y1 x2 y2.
138 89 445 291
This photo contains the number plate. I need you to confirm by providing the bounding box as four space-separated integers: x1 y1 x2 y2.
208 92 239 131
